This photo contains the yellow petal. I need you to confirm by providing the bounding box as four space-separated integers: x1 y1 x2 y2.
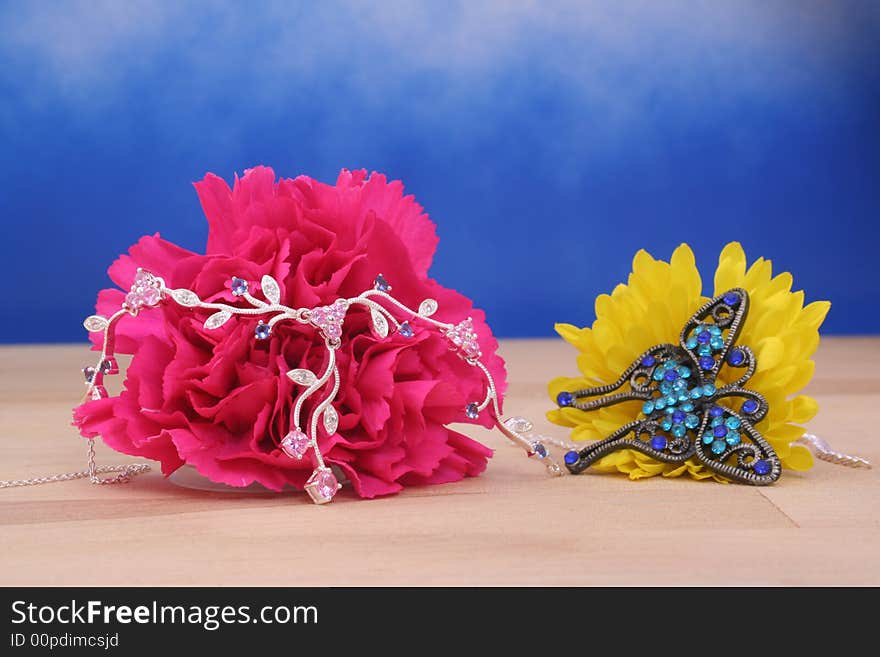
714 242 746 293
789 395 819 423
784 444 814 471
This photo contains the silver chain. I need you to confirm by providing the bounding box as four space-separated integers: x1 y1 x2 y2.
795 433 871 469
0 438 150 489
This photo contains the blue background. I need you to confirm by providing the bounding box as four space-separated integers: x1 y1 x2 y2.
1 1 877 342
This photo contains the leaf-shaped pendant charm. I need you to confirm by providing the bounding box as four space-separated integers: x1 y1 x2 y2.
418 299 438 317
370 309 389 338
83 315 108 332
261 275 281 305
169 288 201 307
323 405 339 435
287 368 318 386
204 310 232 330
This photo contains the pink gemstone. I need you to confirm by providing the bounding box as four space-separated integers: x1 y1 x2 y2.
316 470 338 500
140 286 161 306
124 292 141 308
280 430 310 459
134 270 153 286
325 323 342 339
100 357 119 375
311 309 326 325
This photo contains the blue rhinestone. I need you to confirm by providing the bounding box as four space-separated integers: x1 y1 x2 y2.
742 399 759 414
231 276 248 296
664 370 679 382
709 405 724 417
723 291 740 306
702 433 713 445
677 393 689 403
556 391 574 407
711 440 727 455
709 325 722 336
697 330 711 344
564 451 579 465
660 382 672 394
655 397 667 410
690 388 702 400
678 366 691 379
725 416 741 430
682 402 695 412
652 369 665 381
254 321 271 340
713 424 728 438
685 413 700 429
373 274 391 292
661 418 673 431
641 355 656 367
665 406 675 415
642 401 655 415
698 345 713 356
398 321 415 338
673 379 687 391
665 395 677 406
699 356 715 371
685 336 698 349
711 417 723 427
650 435 668 451
672 425 686 438
726 431 741 446
465 402 480 419
727 348 746 366
710 336 724 350
702 384 715 397
753 459 771 475
672 410 685 423
533 442 548 459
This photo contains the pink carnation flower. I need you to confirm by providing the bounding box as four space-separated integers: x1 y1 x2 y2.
73 167 506 498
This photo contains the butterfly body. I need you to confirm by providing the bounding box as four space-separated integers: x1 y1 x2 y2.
558 288 781 485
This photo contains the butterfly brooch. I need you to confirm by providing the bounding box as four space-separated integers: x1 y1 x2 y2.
555 289 781 485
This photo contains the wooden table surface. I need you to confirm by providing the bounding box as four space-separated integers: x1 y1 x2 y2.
1 338 877 586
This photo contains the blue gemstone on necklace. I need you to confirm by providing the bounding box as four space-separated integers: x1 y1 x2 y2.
660 382 672 394
682 402 695 412
254 321 271 340
711 440 727 455
373 274 391 292
699 356 715 370
709 325 722 336
709 405 724 417
725 416 741 430
710 336 724 350
652 369 664 381
641 355 656 367
231 276 248 296
726 431 741 446
661 417 673 431
690 388 702 400
642 400 655 415
685 413 700 428
678 366 691 379
685 336 698 349
753 459 771 475
672 410 685 423
398 321 414 338
671 425 686 438
564 450 579 465
727 348 746 366
702 383 715 396
702 433 713 445
556 391 574 407
664 369 679 382
713 424 728 438
723 291 740 306
742 399 759 414
650 435 667 451
533 442 548 459
697 330 711 344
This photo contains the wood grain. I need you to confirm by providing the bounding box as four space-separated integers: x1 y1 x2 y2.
0 338 877 586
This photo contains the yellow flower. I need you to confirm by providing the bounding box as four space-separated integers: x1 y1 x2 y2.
547 242 828 481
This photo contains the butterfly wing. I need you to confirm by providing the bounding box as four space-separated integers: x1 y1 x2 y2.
678 288 749 386
693 404 781 484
